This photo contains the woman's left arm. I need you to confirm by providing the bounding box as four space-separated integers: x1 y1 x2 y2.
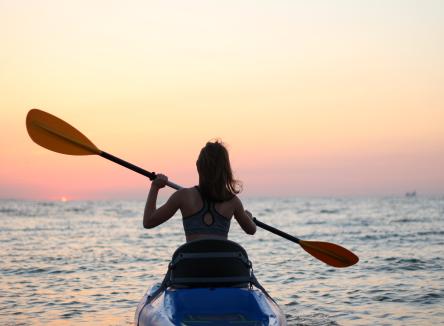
143 174 181 228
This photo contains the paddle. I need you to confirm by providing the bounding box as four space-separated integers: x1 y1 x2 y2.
26 108 359 268
253 218 358 267
26 109 182 190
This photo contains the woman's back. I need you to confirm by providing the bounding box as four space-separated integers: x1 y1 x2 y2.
179 187 235 242
178 187 235 219
143 140 256 241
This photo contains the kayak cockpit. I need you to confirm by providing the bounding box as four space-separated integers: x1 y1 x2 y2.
135 239 287 326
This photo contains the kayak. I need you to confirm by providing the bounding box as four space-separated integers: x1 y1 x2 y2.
135 239 287 325
135 284 286 325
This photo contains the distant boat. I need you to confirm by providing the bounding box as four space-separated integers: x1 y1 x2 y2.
405 191 416 198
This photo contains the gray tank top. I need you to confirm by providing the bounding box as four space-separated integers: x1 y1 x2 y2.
182 187 231 237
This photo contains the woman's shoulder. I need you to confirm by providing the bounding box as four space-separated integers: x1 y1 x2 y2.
226 193 239 202
167 187 198 208
228 195 247 213
220 194 242 209
174 186 198 199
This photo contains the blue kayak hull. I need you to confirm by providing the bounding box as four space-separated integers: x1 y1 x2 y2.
135 283 287 326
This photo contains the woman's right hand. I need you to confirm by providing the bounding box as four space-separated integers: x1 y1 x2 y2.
152 174 168 189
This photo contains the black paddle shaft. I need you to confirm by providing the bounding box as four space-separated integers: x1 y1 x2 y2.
100 151 156 180
101 149 299 246
253 218 301 244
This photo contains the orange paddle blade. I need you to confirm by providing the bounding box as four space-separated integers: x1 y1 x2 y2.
299 240 359 268
26 109 100 155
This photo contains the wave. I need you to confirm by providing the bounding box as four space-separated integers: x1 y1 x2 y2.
319 209 341 214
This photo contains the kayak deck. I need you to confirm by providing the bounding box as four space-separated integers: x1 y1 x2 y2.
136 284 285 326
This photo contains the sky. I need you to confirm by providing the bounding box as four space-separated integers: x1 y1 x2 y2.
1 0 443 200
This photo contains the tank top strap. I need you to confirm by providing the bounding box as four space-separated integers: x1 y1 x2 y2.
195 186 209 211
208 201 217 214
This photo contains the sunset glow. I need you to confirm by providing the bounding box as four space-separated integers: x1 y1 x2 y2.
1 1 443 199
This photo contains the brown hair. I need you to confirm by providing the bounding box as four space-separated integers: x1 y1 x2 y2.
196 140 242 201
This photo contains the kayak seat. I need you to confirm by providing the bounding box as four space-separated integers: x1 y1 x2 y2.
168 239 252 288
142 239 276 310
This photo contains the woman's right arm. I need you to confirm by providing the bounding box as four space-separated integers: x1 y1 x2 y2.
233 197 256 235
143 174 181 229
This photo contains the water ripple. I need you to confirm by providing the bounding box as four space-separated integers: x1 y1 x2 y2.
1 197 443 325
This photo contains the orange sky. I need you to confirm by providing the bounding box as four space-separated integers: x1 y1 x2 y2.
1 1 443 200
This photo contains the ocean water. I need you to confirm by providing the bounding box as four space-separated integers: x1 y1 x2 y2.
1 197 443 325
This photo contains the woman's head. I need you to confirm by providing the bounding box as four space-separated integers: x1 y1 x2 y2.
196 140 242 201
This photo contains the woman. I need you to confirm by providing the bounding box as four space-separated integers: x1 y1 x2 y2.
143 140 256 242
